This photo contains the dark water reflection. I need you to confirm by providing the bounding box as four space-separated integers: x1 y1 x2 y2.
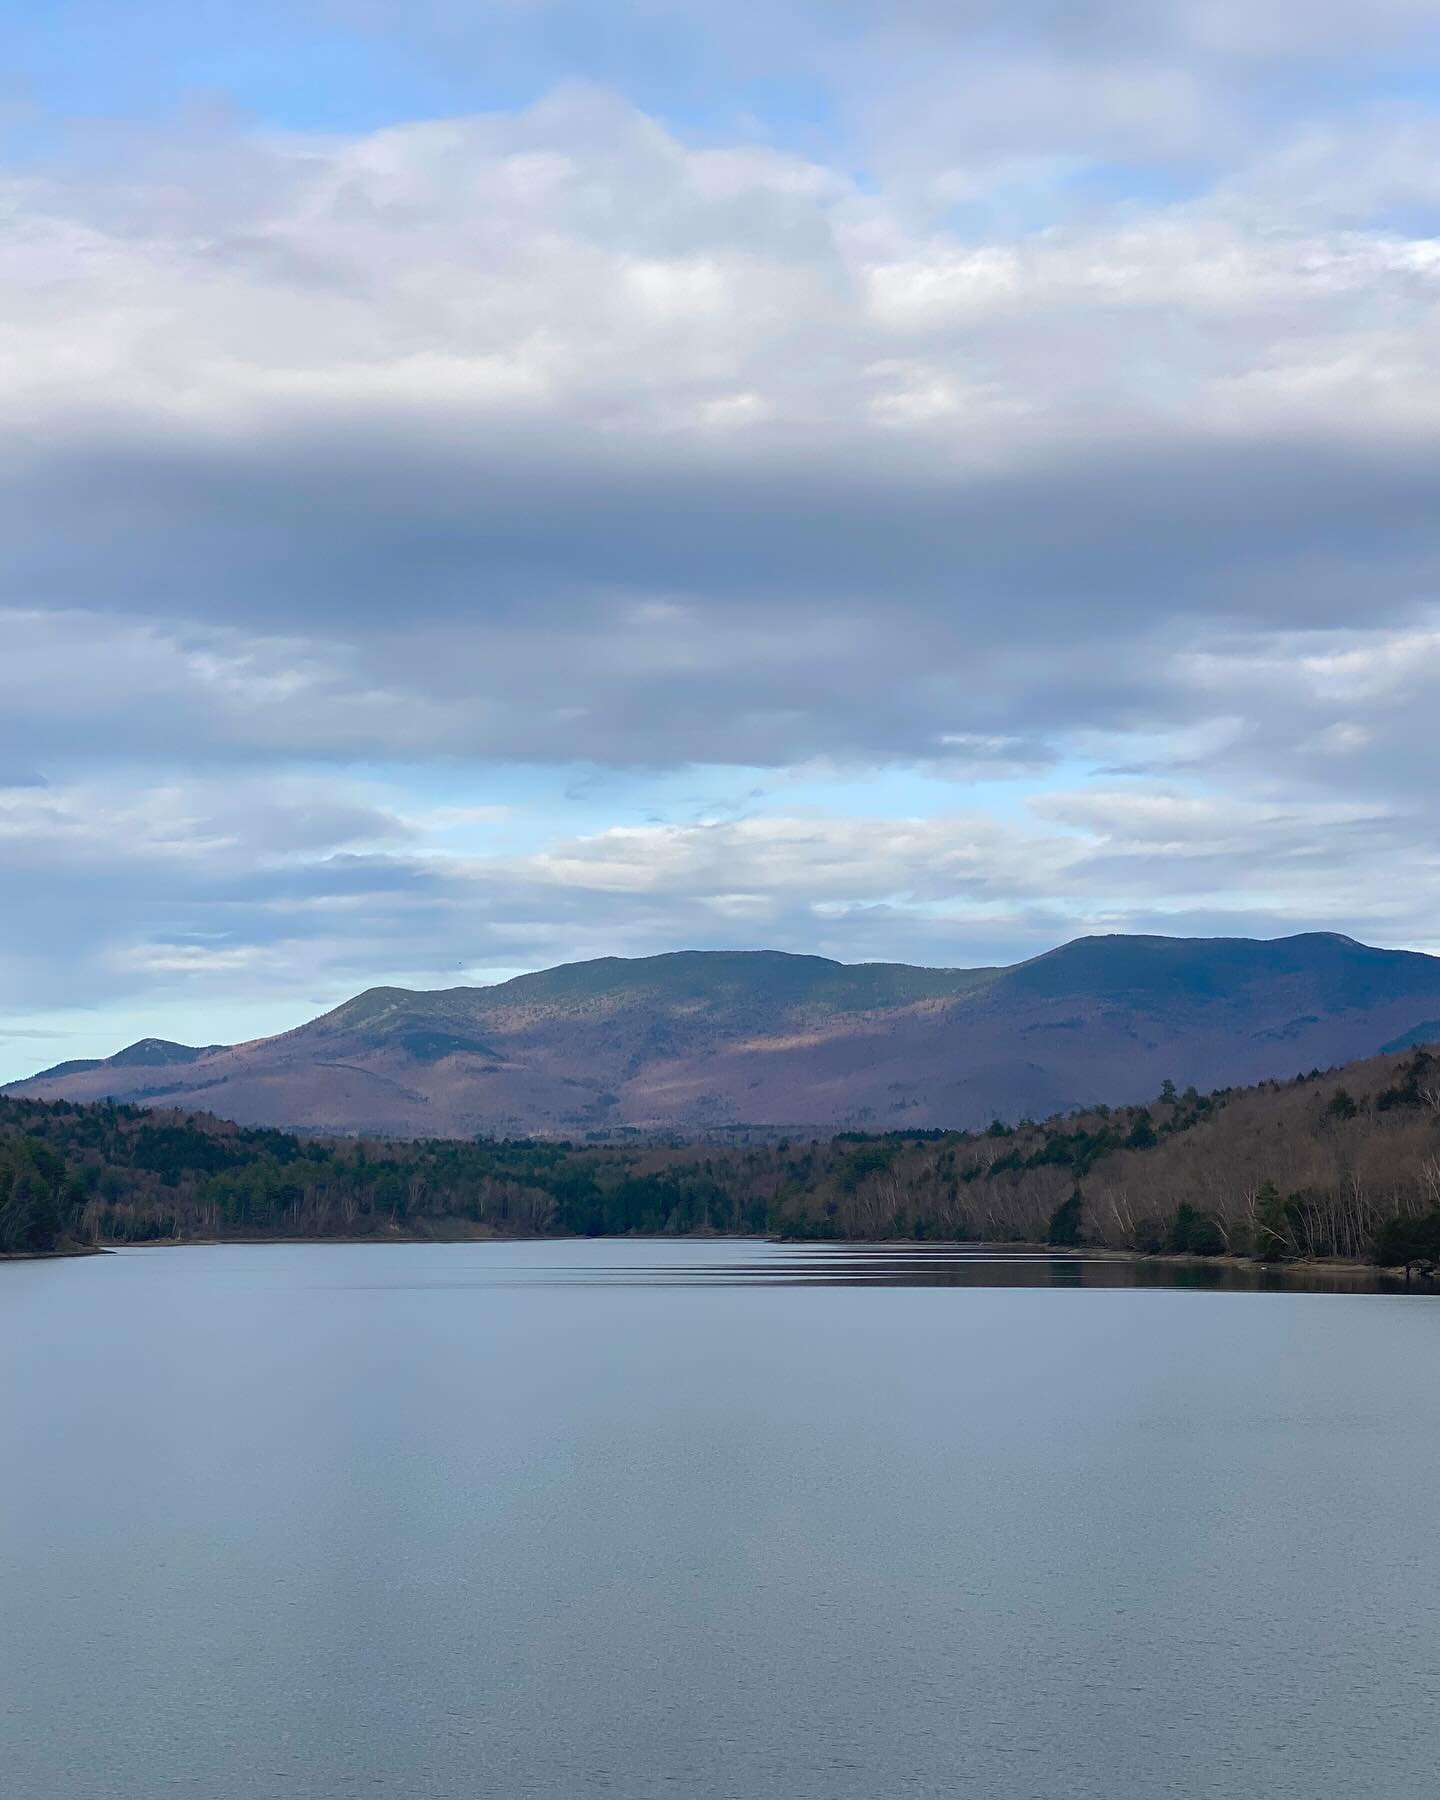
3 1240 1439 1800
333 1239 1423 1295
728 1245 1420 1294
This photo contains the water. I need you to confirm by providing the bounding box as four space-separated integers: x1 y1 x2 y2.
3 1240 1439 1799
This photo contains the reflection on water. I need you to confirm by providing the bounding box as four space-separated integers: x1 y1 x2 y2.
335 1240 1423 1295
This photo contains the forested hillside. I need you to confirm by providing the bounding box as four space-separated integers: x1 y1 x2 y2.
5 1042 1440 1268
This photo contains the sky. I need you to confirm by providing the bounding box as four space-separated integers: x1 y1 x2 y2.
4 0 1440 1080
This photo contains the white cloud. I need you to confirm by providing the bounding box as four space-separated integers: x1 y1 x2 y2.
6 27 1440 1055
6 91 1440 463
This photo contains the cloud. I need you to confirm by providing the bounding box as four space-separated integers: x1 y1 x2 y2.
5 16 1440 1059
4 91 1440 787
300 0 1440 218
4 767 1438 1040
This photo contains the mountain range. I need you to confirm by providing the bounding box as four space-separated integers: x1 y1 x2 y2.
9 932 1440 1139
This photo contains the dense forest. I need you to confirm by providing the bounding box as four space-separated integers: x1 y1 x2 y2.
4 1043 1440 1270
0 1131 80 1257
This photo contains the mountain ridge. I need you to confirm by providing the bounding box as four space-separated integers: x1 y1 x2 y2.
10 932 1440 1139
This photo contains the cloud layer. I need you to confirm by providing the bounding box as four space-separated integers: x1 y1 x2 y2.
4 3 1440 1073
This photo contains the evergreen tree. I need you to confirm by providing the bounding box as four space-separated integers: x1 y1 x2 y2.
1254 1181 1289 1262
1047 1188 1085 1246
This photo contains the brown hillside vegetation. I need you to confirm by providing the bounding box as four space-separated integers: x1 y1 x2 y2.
792 1047 1440 1263
11 933 1440 1140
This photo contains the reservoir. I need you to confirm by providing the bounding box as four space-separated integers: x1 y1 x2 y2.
3 1240 1438 1798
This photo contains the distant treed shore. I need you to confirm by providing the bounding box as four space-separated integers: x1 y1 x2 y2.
3 1045 1440 1273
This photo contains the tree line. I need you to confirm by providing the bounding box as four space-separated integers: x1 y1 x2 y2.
3 1044 1439 1268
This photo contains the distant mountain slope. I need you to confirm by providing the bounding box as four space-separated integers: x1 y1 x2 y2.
10 933 1440 1138
27 1038 220 1082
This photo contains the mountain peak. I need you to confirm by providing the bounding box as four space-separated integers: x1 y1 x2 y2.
10 932 1440 1138
26 1037 218 1083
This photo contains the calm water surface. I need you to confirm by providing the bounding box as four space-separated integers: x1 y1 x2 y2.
3 1240 1439 1799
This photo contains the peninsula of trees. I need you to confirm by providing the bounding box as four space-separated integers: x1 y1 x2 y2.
5 1043 1440 1273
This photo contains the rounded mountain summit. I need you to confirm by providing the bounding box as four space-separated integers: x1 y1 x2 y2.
11 934 1440 1139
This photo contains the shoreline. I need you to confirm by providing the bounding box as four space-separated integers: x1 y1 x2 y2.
0 1243 111 1262
54 1231 1424 1282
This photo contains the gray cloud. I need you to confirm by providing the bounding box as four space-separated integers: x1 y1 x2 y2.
5 46 1440 1059
4 421 1439 776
